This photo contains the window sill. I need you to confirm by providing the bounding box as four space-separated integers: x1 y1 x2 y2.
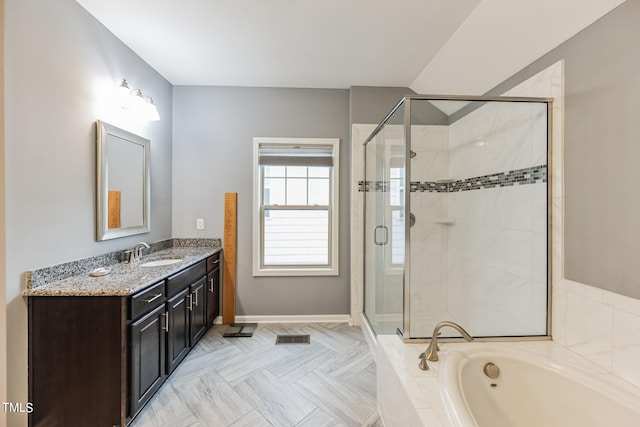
252 267 338 277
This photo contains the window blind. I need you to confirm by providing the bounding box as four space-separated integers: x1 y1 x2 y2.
258 144 334 167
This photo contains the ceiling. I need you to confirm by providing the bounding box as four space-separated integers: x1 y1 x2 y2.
75 0 626 94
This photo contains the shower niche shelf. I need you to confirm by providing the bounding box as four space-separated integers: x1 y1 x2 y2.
433 217 456 225
434 178 456 184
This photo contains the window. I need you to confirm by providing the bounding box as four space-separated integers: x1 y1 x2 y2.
253 137 339 276
389 162 405 268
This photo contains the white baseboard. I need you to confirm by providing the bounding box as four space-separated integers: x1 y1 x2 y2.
214 314 351 324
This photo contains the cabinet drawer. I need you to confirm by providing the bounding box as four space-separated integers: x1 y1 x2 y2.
207 252 221 271
167 260 206 296
131 281 166 320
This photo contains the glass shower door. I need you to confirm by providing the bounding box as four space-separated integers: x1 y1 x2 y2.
363 104 406 336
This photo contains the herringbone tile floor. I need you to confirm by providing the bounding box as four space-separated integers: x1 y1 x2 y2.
130 323 381 427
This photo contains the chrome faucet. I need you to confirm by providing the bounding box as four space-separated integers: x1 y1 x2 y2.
127 242 150 264
418 321 473 371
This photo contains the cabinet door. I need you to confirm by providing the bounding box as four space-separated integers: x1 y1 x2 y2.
130 304 167 417
190 277 208 344
167 288 190 374
207 268 220 326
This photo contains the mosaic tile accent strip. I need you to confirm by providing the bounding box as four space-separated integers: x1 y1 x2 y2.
448 165 547 192
26 238 222 289
358 165 547 193
410 181 450 193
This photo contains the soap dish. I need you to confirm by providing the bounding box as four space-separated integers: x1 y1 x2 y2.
89 267 111 277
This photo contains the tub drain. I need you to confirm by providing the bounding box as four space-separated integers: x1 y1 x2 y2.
483 362 500 379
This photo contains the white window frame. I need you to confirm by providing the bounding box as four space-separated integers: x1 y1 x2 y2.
252 137 340 276
388 155 406 273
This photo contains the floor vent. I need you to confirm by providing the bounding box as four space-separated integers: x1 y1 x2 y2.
275 334 310 345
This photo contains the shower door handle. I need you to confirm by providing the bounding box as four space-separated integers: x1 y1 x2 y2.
374 225 389 246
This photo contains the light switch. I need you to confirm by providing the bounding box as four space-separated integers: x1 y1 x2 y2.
196 218 204 230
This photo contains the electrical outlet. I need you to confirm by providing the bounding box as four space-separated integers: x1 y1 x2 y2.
196 218 204 230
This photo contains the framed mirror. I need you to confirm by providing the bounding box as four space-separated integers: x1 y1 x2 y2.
96 120 150 241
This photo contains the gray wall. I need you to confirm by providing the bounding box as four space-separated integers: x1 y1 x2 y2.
172 86 350 315
350 86 450 128
4 0 173 422
350 86 416 125
488 0 640 299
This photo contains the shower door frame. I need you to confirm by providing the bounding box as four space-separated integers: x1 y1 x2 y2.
363 95 554 343
362 101 407 336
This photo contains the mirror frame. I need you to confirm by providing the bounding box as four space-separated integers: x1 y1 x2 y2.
96 120 151 241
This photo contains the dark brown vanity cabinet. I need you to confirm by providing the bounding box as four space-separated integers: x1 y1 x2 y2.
132 260 208 415
29 296 128 427
166 287 190 373
130 303 167 416
127 281 168 416
206 251 221 326
190 277 208 343
28 251 221 427
165 261 207 374
129 280 171 420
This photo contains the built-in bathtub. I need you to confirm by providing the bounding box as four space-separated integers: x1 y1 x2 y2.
441 346 640 427
377 337 640 427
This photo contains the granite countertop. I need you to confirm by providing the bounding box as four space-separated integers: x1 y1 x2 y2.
23 247 221 297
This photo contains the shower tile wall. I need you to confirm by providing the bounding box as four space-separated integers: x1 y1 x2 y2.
409 126 449 329
409 102 548 338
447 102 548 337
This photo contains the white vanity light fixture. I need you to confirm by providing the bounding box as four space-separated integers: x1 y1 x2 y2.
116 79 160 121
144 96 160 121
116 78 132 109
129 88 147 114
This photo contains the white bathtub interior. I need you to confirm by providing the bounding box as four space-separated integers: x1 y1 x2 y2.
377 337 640 427
444 346 640 427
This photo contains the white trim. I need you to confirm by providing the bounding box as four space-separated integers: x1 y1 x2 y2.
252 137 340 277
251 267 339 277
252 138 261 276
216 314 351 324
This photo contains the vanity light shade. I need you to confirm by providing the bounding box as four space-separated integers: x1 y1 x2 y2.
116 79 131 110
130 88 146 111
145 96 160 121
131 89 160 121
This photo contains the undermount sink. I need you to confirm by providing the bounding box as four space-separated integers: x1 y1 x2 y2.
140 258 182 267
